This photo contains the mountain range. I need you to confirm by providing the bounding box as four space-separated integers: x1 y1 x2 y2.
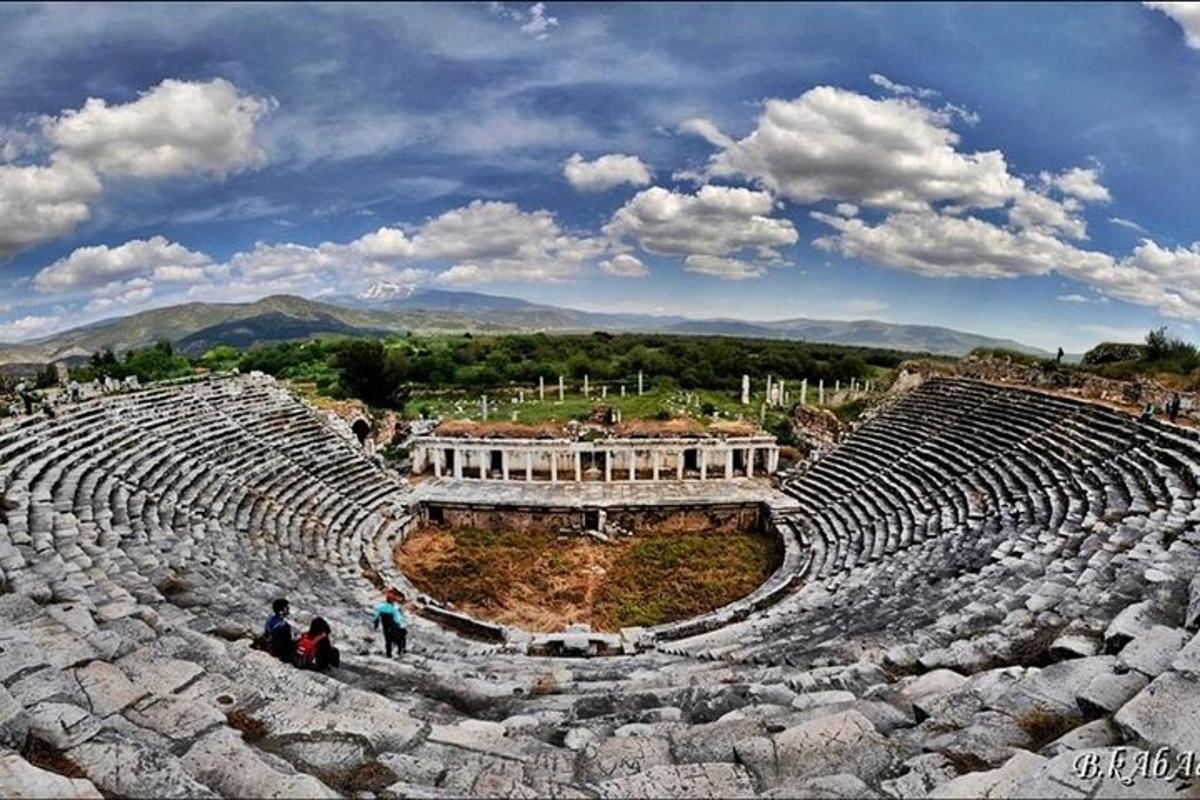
0 284 1049 365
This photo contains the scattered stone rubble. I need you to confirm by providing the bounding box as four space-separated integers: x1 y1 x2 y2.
1 373 1199 797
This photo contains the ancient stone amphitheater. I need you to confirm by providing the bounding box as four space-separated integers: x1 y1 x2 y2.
2 373 1198 798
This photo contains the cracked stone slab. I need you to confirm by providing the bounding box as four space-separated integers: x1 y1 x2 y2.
1114 671 1200 753
0 752 102 799
69 731 219 799
594 763 756 799
928 749 1047 798
181 726 338 798
580 735 673 783
73 661 147 717
1117 626 1189 677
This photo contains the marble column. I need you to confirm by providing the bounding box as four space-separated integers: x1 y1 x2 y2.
479 450 488 480
558 375 564 401
526 451 533 482
453 448 463 479
725 448 733 479
539 376 545 401
434 448 443 478
699 449 708 480
574 451 582 482
501 451 509 481
605 451 612 482
746 447 754 478
550 455 558 484
652 450 661 481
677 452 684 480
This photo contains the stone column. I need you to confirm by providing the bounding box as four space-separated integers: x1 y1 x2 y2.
539 376 545 401
741 374 750 405
638 371 644 395
801 378 808 406
550 454 558 484
453 448 463 479
652 450 661 481
519 389 525 403
725 448 733 478
818 379 824 405
574 451 582 482
778 380 786 407
699 449 708 480
602 385 608 399
746 447 754 478
583 374 589 397
768 448 779 473
526 451 533 481
501 451 510 481
558 376 564 402
835 379 840 394
621 385 626 397
434 448 443 478
628 450 636 482
605 451 612 482
677 451 684 480
479 450 488 480
481 395 489 420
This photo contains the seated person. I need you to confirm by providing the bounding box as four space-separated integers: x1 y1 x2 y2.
263 598 296 662
294 617 340 671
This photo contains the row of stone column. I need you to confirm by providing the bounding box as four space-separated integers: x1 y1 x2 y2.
429 445 778 482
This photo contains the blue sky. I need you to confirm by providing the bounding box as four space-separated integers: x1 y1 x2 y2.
2 2 1200 352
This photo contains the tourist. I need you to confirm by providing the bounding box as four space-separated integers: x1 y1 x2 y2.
1140 402 1156 423
294 617 340 671
68 380 81 403
373 589 408 658
1166 392 1182 423
1055 346 1064 365
17 380 33 415
264 598 296 662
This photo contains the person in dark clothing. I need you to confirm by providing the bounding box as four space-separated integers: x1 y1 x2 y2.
294 617 340 671
1140 402 1156 423
373 589 408 658
1169 392 1182 423
264 598 296 662
1055 347 1064 365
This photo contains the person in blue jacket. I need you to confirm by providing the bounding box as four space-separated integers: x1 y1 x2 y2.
373 589 408 658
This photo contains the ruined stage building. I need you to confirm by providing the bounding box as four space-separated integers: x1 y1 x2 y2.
411 430 780 482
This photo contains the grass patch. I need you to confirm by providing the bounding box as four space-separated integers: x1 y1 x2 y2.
21 736 87 780
398 525 776 632
316 761 398 795
1014 708 1079 749
226 709 266 742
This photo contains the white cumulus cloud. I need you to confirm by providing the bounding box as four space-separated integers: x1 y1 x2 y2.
0 313 64 342
599 253 649 277
33 236 213 293
43 78 273 179
604 185 797 273
0 159 101 260
1040 167 1111 203
1146 1 1200 48
563 152 652 192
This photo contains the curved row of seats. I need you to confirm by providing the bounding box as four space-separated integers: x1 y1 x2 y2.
2 372 1199 798
667 377 1199 669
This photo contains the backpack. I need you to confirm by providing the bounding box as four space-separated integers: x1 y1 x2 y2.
293 632 325 669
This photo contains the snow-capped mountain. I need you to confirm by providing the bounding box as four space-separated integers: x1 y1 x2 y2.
358 281 418 302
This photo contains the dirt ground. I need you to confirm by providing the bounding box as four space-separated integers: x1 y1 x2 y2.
396 525 776 632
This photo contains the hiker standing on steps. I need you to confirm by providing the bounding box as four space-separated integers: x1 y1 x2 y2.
1168 392 1182 424
373 589 408 658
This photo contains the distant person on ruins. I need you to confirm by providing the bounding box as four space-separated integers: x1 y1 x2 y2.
17 381 33 415
263 598 296 662
1140 402 1156 423
1169 392 1182 423
373 589 408 658
294 616 340 671
68 380 81 403
1055 347 1064 365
